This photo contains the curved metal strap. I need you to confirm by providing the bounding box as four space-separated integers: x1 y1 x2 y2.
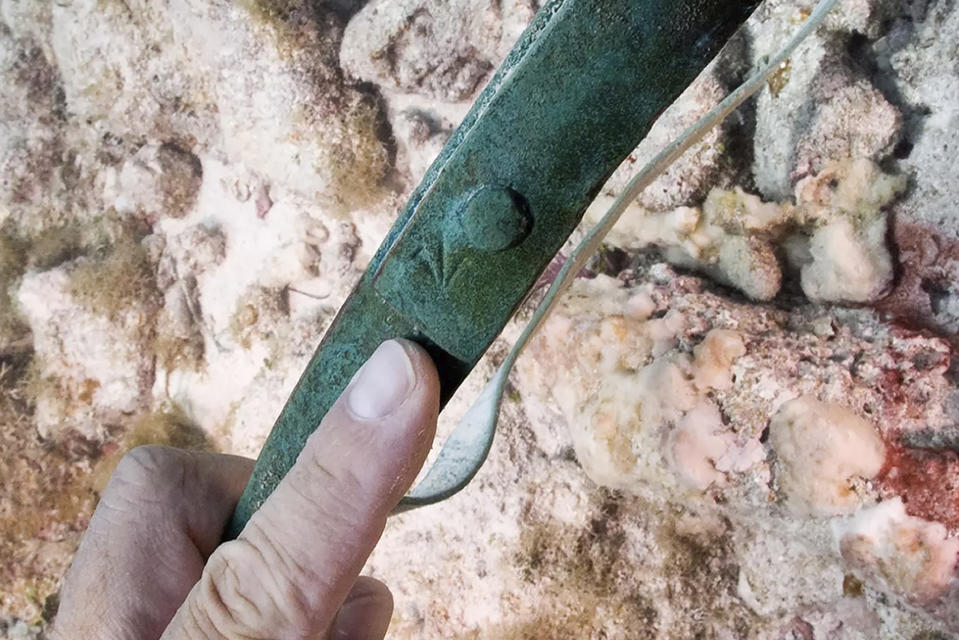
395 367 506 513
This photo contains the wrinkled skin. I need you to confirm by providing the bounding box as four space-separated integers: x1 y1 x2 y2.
51 340 440 640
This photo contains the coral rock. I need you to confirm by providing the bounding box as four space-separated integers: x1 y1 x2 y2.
601 158 904 304
341 0 537 102
834 498 959 622
114 144 203 220
16 266 154 439
521 276 756 497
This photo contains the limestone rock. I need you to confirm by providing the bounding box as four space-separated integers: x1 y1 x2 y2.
341 0 537 102
792 77 902 183
16 266 155 439
520 275 762 498
519 263 959 632
749 2 902 200
114 143 203 220
0 27 66 227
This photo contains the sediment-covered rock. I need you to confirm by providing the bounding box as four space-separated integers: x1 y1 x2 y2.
1 0 958 637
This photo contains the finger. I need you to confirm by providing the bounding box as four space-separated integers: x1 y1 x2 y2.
51 448 254 640
329 577 393 640
162 339 439 640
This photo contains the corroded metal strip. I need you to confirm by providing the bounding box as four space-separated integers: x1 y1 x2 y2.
226 0 759 539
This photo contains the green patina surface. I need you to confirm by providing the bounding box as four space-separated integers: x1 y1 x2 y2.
226 0 760 539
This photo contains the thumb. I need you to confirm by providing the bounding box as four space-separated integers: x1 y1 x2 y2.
161 339 439 640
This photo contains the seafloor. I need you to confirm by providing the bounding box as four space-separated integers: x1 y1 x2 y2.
1 0 958 638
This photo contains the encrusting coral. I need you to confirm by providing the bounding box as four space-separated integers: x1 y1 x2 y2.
834 498 959 621
517 260 959 632
521 275 762 498
769 395 886 517
594 157 906 303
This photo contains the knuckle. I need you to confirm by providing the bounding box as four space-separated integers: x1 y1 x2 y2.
113 445 185 487
246 520 331 618
190 536 318 638
104 445 191 509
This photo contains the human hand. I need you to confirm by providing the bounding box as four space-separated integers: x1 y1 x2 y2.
50 339 440 640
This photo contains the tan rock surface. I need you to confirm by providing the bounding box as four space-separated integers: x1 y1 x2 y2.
1 0 958 638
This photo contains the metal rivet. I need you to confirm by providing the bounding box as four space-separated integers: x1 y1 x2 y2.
459 186 532 252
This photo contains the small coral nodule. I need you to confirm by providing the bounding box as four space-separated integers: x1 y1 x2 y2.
769 395 885 517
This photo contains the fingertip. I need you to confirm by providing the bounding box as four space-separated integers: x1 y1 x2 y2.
343 339 439 426
331 338 439 471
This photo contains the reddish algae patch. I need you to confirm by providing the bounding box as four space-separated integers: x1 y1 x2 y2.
877 441 959 534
